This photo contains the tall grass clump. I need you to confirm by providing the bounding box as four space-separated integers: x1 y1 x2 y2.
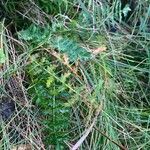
0 0 150 149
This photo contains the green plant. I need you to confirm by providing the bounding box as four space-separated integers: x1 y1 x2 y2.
18 24 91 62
1 0 150 149
26 54 72 148
0 20 7 64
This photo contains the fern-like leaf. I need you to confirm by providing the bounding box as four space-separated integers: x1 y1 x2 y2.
53 37 91 62
18 25 91 62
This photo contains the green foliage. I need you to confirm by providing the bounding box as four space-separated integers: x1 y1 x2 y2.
1 0 150 149
0 49 6 64
37 0 69 15
53 37 91 61
18 24 51 43
0 21 7 64
27 54 71 147
19 24 91 62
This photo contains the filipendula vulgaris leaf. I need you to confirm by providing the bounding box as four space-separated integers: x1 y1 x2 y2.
18 24 91 62
26 55 71 147
18 24 51 44
52 37 91 62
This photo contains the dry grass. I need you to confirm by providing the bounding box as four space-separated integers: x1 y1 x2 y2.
0 21 44 150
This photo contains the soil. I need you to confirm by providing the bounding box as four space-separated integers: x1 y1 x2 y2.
0 98 15 120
